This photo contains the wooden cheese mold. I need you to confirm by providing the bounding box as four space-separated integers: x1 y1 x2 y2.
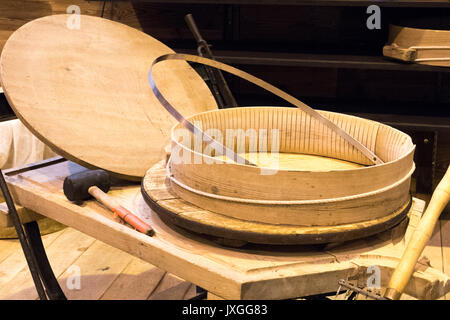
143 107 415 245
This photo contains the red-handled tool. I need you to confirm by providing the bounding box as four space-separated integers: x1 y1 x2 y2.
63 169 154 236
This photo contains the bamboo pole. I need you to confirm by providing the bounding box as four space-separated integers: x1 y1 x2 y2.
384 165 450 300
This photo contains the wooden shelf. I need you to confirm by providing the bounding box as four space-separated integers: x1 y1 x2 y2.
348 112 450 131
131 0 450 8
178 49 450 73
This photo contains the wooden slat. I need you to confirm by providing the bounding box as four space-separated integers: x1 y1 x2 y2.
422 220 445 300
0 227 95 300
435 132 450 217
178 49 450 73
422 221 443 272
148 280 194 300
103 0 143 31
0 221 447 299
119 1 450 8
0 238 20 264
0 229 63 290
3 159 449 300
0 227 190 300
149 273 187 299
57 240 134 300
100 257 166 300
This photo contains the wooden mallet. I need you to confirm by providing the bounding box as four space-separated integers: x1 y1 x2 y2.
63 169 154 236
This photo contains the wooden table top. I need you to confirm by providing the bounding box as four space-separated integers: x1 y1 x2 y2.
3 157 450 299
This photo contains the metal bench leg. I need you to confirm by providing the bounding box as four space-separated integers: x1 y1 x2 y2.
23 221 67 300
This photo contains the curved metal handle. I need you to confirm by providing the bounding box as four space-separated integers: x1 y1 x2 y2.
148 53 384 166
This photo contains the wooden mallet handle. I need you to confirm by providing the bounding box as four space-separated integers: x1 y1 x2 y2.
384 165 450 300
88 186 154 236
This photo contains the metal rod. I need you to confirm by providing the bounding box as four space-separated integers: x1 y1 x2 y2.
0 169 48 299
184 13 238 109
338 279 387 300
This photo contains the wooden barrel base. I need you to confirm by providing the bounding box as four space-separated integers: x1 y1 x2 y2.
142 161 411 246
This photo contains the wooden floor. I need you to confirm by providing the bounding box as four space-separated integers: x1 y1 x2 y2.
0 217 448 300
0 226 198 300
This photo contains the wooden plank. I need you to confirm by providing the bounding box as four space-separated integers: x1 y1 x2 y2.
346 113 450 131
0 229 63 290
435 131 450 217
4 160 449 300
441 219 450 300
422 221 443 272
0 227 187 300
385 25 450 67
0 202 45 228
100 257 166 300
422 220 444 300
148 280 194 300
0 216 66 240
0 227 95 300
149 273 186 299
57 240 134 300
0 238 20 264
119 1 450 8
103 0 143 31
176 50 450 73
207 292 225 300
3 161 246 299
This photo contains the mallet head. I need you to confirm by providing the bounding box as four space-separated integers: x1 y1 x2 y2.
63 169 111 202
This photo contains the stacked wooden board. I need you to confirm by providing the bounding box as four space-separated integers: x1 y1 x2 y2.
384 25 450 67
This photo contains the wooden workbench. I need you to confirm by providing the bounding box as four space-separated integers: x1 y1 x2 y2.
3 157 450 300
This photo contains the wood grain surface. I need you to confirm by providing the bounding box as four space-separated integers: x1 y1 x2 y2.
166 107 415 226
143 159 410 245
384 24 450 67
0 14 217 180
3 158 449 299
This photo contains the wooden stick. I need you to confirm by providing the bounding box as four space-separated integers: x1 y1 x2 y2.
88 186 154 236
384 165 450 300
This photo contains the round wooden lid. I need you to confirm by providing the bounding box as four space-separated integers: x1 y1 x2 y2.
0 14 217 180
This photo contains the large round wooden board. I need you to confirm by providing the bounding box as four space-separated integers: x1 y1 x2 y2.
142 160 410 245
0 14 217 180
